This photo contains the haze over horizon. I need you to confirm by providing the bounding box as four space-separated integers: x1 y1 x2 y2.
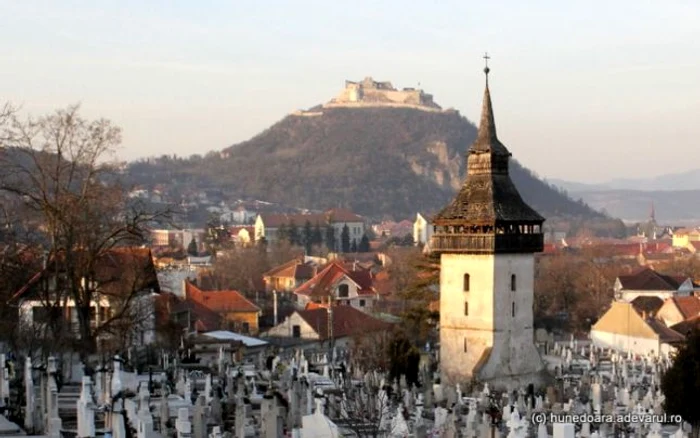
2 0 699 184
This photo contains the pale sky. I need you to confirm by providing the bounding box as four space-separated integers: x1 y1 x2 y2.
1 0 699 183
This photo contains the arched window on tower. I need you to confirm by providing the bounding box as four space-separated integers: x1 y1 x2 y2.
511 274 517 292
512 302 515 317
464 301 469 316
463 273 470 292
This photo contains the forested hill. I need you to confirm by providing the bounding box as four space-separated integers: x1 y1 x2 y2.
127 107 619 231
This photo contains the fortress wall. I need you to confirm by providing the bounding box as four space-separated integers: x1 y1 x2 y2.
322 102 444 112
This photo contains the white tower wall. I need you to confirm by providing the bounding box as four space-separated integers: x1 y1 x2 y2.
440 252 543 388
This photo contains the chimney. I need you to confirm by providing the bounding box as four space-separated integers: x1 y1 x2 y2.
353 261 357 271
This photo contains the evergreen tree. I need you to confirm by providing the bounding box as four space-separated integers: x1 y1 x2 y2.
187 236 198 256
350 239 358 253
341 224 351 253
276 223 289 244
359 234 370 252
302 220 313 254
662 328 700 436
288 221 300 246
325 226 336 252
312 223 323 247
401 233 415 246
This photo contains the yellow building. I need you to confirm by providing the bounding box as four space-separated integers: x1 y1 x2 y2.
672 228 700 248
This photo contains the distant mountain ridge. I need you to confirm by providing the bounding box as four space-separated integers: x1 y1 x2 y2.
127 106 620 234
551 168 700 193
550 170 700 224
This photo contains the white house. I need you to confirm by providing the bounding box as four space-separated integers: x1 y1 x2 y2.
614 267 694 302
590 301 684 356
255 209 365 249
413 212 433 246
11 248 161 348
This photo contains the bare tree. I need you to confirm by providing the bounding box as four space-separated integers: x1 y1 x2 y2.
0 104 170 358
335 371 393 438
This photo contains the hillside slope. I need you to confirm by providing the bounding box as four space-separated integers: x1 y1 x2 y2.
128 107 610 225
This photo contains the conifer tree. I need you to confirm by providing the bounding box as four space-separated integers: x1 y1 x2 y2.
350 239 358 253
325 226 336 252
303 220 313 254
662 328 700 437
187 236 198 256
276 223 289 244
359 234 370 252
288 221 300 246
341 224 351 253
312 223 324 247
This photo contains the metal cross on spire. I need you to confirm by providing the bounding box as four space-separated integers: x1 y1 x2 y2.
483 52 491 84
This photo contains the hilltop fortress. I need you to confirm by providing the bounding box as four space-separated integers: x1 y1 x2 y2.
293 77 451 116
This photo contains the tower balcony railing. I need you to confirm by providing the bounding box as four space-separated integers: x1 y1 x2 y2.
430 232 544 254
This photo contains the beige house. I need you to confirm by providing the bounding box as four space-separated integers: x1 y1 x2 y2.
672 228 700 248
590 301 684 356
262 257 318 292
656 296 700 327
264 305 392 348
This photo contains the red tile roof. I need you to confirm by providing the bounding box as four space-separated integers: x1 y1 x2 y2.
670 314 700 336
671 296 700 319
185 280 260 313
172 296 223 332
296 305 393 340
263 257 317 281
646 318 685 343
294 261 375 298
618 268 688 291
10 247 159 302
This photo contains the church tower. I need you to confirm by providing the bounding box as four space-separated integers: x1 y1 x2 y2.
431 59 545 389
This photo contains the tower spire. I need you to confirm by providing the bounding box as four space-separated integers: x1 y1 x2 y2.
471 53 509 157
483 52 490 85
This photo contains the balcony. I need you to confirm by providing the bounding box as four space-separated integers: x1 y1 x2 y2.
430 232 544 254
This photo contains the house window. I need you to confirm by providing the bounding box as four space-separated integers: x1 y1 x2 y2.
359 299 366 307
242 322 250 333
464 338 467 353
292 325 301 338
512 302 515 317
338 284 349 298
511 274 517 292
463 274 470 292
464 301 469 316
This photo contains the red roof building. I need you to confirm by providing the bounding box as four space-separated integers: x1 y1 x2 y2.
183 280 261 334
293 260 379 312
265 305 393 344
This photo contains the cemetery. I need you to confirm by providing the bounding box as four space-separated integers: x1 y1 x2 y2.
0 337 692 438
